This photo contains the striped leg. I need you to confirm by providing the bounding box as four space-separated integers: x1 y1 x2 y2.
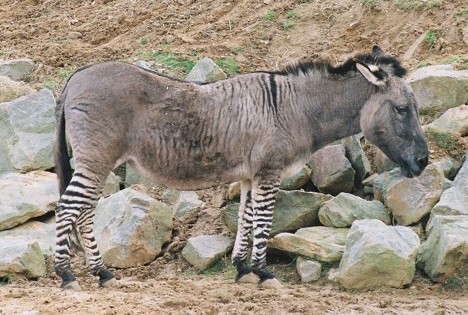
250 175 280 286
54 171 112 289
232 180 256 282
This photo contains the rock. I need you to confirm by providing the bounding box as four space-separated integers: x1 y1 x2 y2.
0 171 58 231
94 188 173 268
102 172 121 197
125 163 156 188
407 65 468 114
222 190 332 236
268 233 344 262
309 145 355 195
280 165 312 190
426 105 468 136
341 135 372 183
181 234 233 270
431 156 468 217
185 57 226 83
431 156 462 180
318 193 391 228
296 257 321 283
0 241 46 279
0 220 55 256
338 219 420 289
0 89 56 173
373 165 445 225
0 59 36 81
0 75 35 103
173 191 203 217
227 181 241 200
133 60 152 70
374 148 399 173
417 215 468 282
295 226 348 246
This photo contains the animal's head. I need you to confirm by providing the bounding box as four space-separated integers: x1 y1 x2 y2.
358 46 429 177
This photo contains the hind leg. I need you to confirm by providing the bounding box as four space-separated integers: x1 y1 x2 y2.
231 180 257 283
55 170 110 289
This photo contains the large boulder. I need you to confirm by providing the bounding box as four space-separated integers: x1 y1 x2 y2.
0 241 46 279
318 193 391 228
94 188 173 268
0 171 58 231
373 165 445 225
222 190 332 236
0 89 56 173
426 105 468 136
295 226 348 246
0 75 35 103
417 215 468 282
431 156 468 217
181 234 233 270
185 57 227 83
338 219 420 289
407 64 468 114
309 145 355 195
173 191 203 217
0 59 36 81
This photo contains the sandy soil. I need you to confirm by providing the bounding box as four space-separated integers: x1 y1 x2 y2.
0 0 467 314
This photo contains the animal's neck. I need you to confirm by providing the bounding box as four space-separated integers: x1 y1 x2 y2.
300 74 375 150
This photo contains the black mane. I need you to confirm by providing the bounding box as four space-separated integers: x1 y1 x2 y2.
276 52 407 78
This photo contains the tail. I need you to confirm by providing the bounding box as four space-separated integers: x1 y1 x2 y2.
54 96 73 196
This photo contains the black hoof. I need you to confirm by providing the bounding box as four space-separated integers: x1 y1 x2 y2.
98 269 115 287
56 268 78 289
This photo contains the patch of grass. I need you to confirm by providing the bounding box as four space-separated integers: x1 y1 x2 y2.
201 256 236 279
394 0 442 11
443 267 468 291
361 0 378 9
57 69 71 80
283 21 296 30
0 51 6 57
423 30 437 48
426 129 458 151
215 57 239 76
284 11 298 19
263 10 276 21
150 51 195 74
230 46 244 54
41 80 56 91
140 37 149 45
458 7 468 16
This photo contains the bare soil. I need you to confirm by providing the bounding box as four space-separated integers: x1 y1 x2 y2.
0 0 467 314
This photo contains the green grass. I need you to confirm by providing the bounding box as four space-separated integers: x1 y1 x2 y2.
284 11 298 19
361 0 378 9
230 46 244 54
40 80 56 91
215 57 239 76
263 10 276 21
0 51 6 57
394 0 442 11
149 51 195 74
140 37 149 45
423 30 437 48
201 256 237 279
283 21 296 30
443 267 468 291
57 69 72 80
426 129 458 151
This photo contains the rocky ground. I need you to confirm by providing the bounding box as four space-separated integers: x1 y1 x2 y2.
1 0 468 314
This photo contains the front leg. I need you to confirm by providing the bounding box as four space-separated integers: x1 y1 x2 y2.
250 174 281 287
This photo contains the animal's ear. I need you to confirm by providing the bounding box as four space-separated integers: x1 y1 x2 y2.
354 59 388 87
372 45 385 56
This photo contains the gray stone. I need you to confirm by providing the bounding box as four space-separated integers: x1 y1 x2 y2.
133 60 152 70
0 220 55 256
318 193 390 228
0 171 58 231
0 59 36 81
181 234 234 270
185 57 226 83
0 241 46 279
426 105 468 136
173 191 203 217
407 65 468 114
341 135 372 183
296 257 321 283
431 156 468 217
417 215 468 282
94 188 173 268
102 172 121 197
227 181 241 200
374 148 399 174
295 226 348 246
222 190 332 236
280 165 312 190
309 145 355 195
268 233 344 262
0 75 35 103
0 89 56 173
373 165 445 225
338 219 420 289
431 156 462 180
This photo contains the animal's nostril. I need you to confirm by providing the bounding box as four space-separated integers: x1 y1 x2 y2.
417 156 429 168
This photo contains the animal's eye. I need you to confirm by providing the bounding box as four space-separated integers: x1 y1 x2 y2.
394 106 408 115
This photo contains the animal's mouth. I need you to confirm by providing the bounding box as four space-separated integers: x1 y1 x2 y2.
399 156 428 178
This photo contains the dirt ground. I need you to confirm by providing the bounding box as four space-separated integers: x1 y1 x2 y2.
1 0 467 314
